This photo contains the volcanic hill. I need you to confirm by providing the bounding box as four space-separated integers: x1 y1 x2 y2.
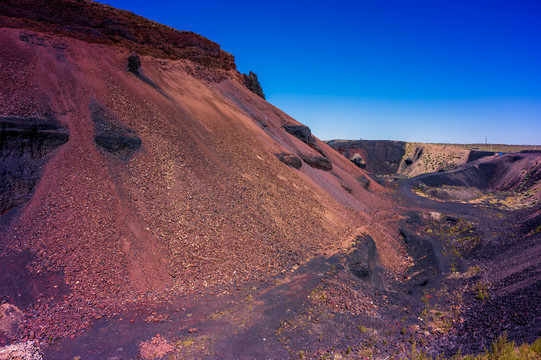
1 1 540 359
0 0 405 355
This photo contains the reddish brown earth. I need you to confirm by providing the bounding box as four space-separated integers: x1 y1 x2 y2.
0 1 408 356
1 1 540 359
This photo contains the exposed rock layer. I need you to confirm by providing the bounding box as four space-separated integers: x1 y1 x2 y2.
326 140 405 175
327 140 497 176
90 99 141 159
0 0 236 70
0 116 68 215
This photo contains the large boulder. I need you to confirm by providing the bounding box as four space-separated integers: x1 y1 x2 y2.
345 235 384 285
358 175 370 190
274 153 302 170
350 153 366 169
283 125 317 147
126 52 141 75
299 153 332 171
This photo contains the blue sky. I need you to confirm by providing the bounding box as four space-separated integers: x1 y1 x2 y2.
100 0 541 144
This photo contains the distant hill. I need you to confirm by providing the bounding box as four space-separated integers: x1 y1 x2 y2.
326 140 538 177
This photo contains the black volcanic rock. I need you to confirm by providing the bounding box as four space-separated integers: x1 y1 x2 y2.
243 71 265 99
127 52 141 75
274 153 302 170
467 150 496 162
326 140 406 175
350 153 366 169
283 125 316 147
299 153 332 171
0 116 69 215
346 235 383 285
358 175 370 190
90 99 141 159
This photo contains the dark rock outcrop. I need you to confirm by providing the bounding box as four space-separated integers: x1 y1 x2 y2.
346 235 383 285
399 228 444 295
326 140 406 175
243 71 265 100
467 150 496 162
90 99 141 159
357 175 370 190
0 116 69 215
126 52 141 75
283 125 316 147
274 153 302 170
299 153 332 171
350 153 366 169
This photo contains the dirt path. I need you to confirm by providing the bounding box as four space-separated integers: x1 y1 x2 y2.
44 255 339 359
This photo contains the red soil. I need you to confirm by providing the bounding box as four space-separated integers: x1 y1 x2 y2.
0 23 405 347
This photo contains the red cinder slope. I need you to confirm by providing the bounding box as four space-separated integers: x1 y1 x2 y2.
0 0 405 344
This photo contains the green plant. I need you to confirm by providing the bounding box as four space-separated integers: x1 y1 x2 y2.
468 265 481 275
474 281 489 301
403 334 541 359
357 325 370 333
529 226 541 236
531 337 541 354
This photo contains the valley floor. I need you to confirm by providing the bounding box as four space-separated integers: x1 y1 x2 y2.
32 171 540 359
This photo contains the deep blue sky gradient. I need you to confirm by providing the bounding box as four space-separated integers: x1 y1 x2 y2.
100 0 541 144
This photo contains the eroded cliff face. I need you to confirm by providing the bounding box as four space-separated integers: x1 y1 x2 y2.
0 2 404 345
0 0 236 70
327 140 496 177
0 0 268 99
326 140 406 175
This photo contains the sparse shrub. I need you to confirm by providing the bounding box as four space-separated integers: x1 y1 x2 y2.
474 281 489 300
467 265 481 275
357 325 369 333
532 338 541 354
529 226 541 236
403 334 541 359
